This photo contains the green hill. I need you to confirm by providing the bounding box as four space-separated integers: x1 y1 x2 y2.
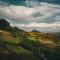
0 18 60 60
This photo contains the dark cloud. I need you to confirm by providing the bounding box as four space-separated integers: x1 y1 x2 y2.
37 13 60 23
1 0 25 5
0 0 40 7
38 0 60 4
32 12 44 17
1 0 60 6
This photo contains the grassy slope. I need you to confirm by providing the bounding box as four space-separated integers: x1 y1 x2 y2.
0 29 60 60
0 30 39 60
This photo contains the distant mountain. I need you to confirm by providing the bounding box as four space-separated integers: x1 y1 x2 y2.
31 30 40 32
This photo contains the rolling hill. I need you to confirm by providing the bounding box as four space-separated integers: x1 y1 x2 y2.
0 18 60 60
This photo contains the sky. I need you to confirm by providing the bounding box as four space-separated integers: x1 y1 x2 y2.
0 0 60 32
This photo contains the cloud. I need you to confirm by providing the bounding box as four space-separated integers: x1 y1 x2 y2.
38 0 60 4
16 22 60 32
1 0 25 5
15 22 60 28
1 0 60 5
0 1 60 32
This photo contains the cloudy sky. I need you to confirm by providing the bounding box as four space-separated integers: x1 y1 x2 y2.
0 0 60 32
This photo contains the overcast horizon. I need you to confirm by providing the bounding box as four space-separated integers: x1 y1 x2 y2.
0 0 60 32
